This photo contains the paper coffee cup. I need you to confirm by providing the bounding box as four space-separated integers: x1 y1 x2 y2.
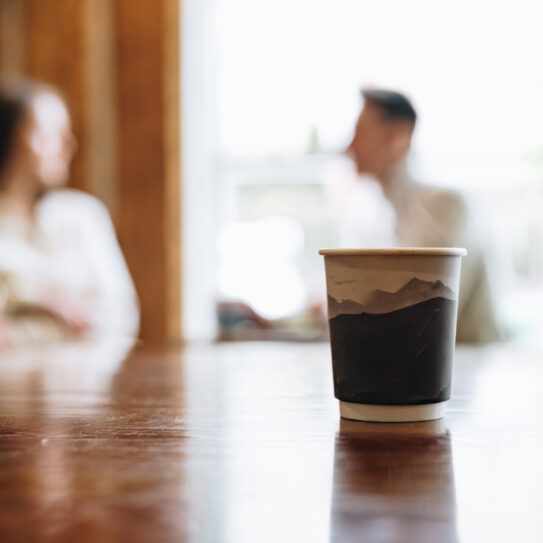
319 248 466 422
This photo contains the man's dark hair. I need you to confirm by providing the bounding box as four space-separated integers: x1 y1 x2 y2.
361 88 417 125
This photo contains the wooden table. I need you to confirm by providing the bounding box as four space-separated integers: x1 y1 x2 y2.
1 340 542 542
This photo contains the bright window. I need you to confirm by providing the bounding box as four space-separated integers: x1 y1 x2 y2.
187 0 543 342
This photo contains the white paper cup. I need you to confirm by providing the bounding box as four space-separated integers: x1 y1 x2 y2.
320 248 466 422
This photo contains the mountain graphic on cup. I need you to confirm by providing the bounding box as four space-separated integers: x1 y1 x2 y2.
328 277 455 318
327 277 458 406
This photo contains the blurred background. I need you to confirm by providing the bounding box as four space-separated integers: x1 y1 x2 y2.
2 0 543 347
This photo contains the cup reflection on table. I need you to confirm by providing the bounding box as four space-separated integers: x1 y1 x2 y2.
330 419 458 543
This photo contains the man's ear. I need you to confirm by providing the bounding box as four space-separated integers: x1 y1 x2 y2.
388 123 412 159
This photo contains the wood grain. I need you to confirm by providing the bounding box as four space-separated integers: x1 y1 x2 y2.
0 342 542 542
0 0 25 74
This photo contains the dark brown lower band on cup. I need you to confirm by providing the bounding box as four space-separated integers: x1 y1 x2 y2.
329 297 457 405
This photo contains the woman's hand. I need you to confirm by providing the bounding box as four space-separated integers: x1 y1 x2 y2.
39 293 93 336
0 318 16 348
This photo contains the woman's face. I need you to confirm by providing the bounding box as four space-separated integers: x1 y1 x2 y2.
21 92 76 188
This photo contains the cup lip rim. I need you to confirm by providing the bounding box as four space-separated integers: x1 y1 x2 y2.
319 247 467 257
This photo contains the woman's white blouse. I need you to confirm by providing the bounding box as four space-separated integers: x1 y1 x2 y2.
0 189 139 343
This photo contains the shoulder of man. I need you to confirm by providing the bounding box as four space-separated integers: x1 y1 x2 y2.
421 185 468 227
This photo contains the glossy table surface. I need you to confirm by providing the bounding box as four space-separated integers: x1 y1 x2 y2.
1 340 543 542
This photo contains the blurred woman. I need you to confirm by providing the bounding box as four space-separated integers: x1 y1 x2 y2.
0 78 139 347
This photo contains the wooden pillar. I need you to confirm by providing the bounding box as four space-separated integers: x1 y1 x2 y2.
84 0 119 217
0 0 25 74
114 0 181 344
163 0 182 342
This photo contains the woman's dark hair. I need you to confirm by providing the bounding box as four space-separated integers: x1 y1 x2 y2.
0 78 58 177
0 88 26 176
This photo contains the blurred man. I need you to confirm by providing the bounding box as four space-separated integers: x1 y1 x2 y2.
346 88 501 343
